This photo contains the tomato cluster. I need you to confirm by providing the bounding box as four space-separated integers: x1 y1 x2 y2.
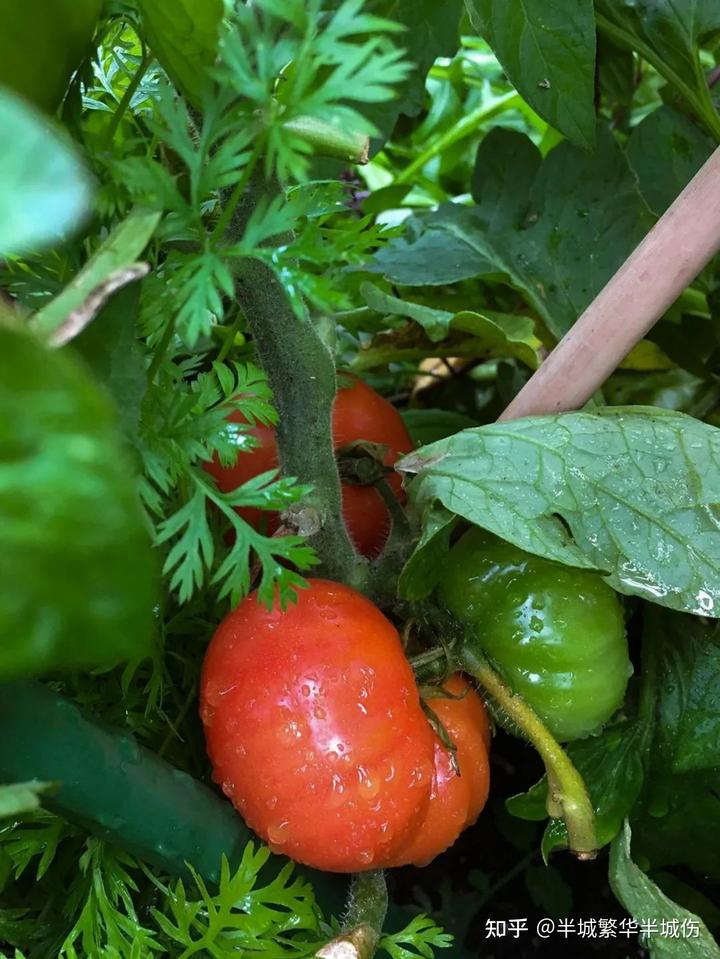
441 528 632 742
200 579 490 872
204 374 414 557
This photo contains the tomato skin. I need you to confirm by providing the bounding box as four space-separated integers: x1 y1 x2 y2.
386 675 491 868
440 529 632 742
200 579 435 872
204 374 413 556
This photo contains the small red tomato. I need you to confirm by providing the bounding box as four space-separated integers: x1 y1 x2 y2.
386 674 491 868
203 374 413 557
200 579 436 872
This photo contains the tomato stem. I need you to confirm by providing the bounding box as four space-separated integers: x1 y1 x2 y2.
316 871 388 959
458 648 598 859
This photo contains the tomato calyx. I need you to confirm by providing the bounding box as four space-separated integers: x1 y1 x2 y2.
336 440 393 486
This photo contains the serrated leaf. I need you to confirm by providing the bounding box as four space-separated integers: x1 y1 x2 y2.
465 0 597 147
368 127 653 339
0 326 156 679
0 90 92 256
401 408 720 616
610 822 720 958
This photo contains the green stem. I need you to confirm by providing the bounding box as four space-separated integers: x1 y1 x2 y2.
394 91 520 185
230 177 368 589
458 647 598 859
215 308 245 364
596 13 720 142
146 315 176 383
316 871 388 959
105 48 152 147
282 116 370 164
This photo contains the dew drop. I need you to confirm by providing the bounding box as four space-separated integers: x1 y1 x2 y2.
277 720 304 745
301 684 311 697
267 820 290 845
313 705 327 720
357 766 381 800
358 849 374 865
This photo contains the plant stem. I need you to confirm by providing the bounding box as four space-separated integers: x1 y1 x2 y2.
394 91 520 185
105 48 152 147
316 871 388 959
458 647 598 859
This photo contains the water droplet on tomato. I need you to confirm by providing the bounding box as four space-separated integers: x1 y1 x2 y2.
277 720 304 745
328 773 347 808
357 766 380 800
267 820 290 845
313 705 327 720
301 684 311 697
382 762 395 782
221 779 236 798
199 703 215 727
358 849 374 865
265 795 278 810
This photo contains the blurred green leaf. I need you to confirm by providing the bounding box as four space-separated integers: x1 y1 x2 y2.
401 409 479 447
30 207 160 342
137 0 225 105
0 325 156 679
0 782 54 819
402 408 720 615
0 90 92 256
466 0 597 147
610 822 720 958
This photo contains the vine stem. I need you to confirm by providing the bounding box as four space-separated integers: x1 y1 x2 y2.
316 871 388 959
458 647 598 859
500 144 720 420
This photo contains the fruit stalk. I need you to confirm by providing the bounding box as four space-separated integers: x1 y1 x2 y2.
458 648 598 859
316 870 388 959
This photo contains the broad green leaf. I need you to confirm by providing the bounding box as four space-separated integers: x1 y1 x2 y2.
610 822 720 958
628 107 715 216
0 90 92 256
73 284 148 442
401 408 720 616
398 504 457 601
0 0 101 113
137 0 225 105
368 127 654 338
0 781 53 819
507 718 647 853
0 325 156 679
361 281 454 342
645 608 720 774
596 0 720 141
30 207 161 341
465 0 597 147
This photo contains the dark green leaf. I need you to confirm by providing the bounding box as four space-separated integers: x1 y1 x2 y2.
645 608 720 774
0 326 156 679
524 863 572 919
610 822 720 958
596 0 720 141
137 0 224 105
401 409 480 447
398 504 457 601
369 127 654 338
627 107 715 216
401 408 720 616
466 0 597 147
0 90 92 256
72 284 148 442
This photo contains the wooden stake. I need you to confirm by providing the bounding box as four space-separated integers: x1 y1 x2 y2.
500 146 720 421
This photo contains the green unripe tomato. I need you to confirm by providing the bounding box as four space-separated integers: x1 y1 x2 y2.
440 528 632 742
0 0 102 113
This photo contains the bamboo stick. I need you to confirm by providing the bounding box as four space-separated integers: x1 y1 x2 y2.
499 146 720 421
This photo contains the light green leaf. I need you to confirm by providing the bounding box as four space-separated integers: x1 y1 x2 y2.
596 0 720 141
137 0 225 105
369 127 654 339
466 0 597 147
0 325 157 679
0 90 92 256
401 408 720 616
0 781 54 819
610 822 720 958
30 207 161 341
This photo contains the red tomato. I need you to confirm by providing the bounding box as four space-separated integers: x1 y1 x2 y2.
203 374 413 556
200 579 436 872
386 675 491 868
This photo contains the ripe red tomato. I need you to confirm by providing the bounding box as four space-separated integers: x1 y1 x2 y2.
200 579 436 872
386 675 491 868
203 374 413 556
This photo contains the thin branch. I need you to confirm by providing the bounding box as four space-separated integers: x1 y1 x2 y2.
500 146 720 421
